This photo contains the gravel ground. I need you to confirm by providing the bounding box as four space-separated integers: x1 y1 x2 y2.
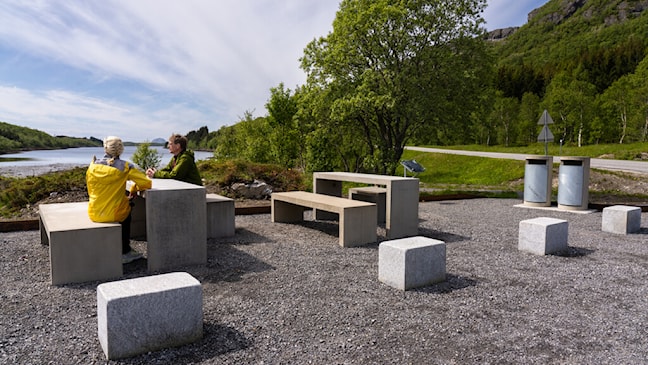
2 198 648 364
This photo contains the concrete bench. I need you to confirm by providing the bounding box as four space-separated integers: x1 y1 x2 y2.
97 272 203 360
349 186 386 224
271 191 377 247
206 193 235 238
518 217 568 255
602 205 641 234
39 202 122 285
379 236 446 290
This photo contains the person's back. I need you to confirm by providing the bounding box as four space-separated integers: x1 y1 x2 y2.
87 156 151 222
86 136 152 263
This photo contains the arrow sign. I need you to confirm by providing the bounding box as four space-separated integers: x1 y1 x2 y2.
537 125 554 142
537 109 554 125
537 109 554 155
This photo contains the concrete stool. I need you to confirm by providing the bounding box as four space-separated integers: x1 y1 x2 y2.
349 186 386 224
602 205 641 234
97 272 203 360
206 193 235 238
519 217 568 255
379 236 446 290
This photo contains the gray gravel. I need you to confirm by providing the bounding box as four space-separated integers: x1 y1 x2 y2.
2 198 648 364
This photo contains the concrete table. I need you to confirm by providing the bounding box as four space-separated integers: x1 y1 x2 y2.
313 172 419 239
134 179 207 272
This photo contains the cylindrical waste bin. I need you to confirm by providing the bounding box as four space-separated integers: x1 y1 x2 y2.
523 156 553 207
557 156 590 210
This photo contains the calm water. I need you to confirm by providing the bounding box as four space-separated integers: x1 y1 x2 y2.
0 146 213 168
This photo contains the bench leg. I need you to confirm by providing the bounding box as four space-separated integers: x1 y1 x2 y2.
39 217 49 246
271 200 305 222
339 205 377 247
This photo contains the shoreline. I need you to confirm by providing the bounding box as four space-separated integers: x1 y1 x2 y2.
0 163 87 178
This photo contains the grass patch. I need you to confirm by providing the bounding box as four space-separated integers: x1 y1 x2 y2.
0 167 88 217
397 150 525 193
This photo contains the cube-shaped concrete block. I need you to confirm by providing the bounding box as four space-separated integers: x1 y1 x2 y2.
206 193 235 238
97 272 203 360
602 205 641 234
519 217 568 255
379 236 446 290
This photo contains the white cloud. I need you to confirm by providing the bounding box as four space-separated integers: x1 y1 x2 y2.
0 0 339 141
0 0 544 141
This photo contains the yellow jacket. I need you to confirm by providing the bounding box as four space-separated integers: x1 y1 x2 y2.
86 159 152 223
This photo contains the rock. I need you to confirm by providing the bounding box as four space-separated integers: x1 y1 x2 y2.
230 180 273 200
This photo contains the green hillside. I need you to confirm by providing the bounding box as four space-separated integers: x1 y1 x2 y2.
491 0 648 96
484 0 648 147
0 121 101 154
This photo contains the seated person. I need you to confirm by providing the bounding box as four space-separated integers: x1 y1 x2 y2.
86 136 152 264
146 133 203 186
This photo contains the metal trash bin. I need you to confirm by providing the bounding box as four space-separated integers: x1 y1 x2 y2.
523 156 553 207
557 156 590 210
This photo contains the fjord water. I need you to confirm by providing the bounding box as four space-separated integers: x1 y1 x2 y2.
0 146 213 168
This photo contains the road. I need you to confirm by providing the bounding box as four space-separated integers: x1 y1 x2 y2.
405 146 648 175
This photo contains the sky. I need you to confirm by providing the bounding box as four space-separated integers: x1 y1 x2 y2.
0 0 547 143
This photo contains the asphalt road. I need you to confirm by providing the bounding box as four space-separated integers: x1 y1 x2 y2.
405 146 648 175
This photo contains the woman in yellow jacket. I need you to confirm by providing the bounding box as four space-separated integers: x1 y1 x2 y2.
86 136 152 264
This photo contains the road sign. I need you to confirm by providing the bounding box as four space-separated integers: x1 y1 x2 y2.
537 109 555 155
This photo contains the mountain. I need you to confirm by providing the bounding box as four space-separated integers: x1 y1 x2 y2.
489 0 648 98
151 138 166 144
493 0 648 66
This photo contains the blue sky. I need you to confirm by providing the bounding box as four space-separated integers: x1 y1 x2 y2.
0 0 547 142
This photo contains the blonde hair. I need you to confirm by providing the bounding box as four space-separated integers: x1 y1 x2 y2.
103 136 124 165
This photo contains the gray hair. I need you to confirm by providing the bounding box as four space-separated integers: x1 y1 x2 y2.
103 136 124 158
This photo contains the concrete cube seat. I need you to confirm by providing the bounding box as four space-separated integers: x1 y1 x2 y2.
518 217 568 255
97 272 203 360
349 186 386 224
39 202 122 285
379 236 446 290
602 205 641 234
206 193 235 238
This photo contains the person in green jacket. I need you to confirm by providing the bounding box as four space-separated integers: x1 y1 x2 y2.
146 133 203 186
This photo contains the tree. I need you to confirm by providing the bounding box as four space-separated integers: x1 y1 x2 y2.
266 83 302 169
542 69 597 146
131 142 161 171
300 0 491 174
491 91 519 147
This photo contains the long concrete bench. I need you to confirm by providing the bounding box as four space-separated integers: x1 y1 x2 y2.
271 191 377 247
39 202 122 285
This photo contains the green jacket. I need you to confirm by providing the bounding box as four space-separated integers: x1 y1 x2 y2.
154 150 203 186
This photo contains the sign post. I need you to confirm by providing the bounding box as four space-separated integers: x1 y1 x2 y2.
537 109 554 156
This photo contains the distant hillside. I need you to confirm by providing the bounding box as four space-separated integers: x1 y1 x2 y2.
0 121 101 154
491 0 648 96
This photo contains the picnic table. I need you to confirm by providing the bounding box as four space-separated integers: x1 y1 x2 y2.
313 172 419 239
